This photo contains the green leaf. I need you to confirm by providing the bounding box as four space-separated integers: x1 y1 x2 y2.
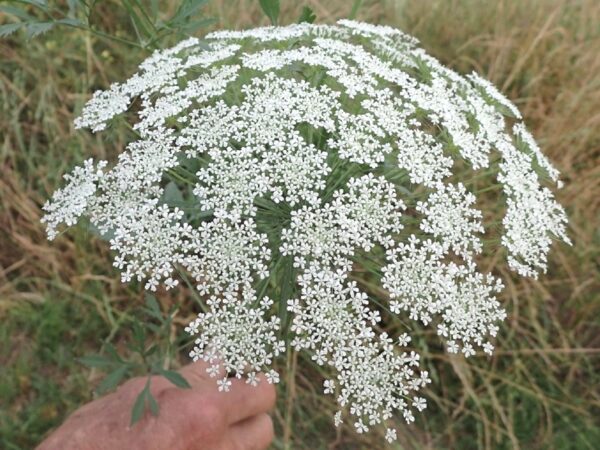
18 0 49 12
86 221 115 241
78 354 114 369
129 319 147 354
146 323 161 333
144 294 162 320
130 381 149 425
396 185 413 197
25 21 54 38
96 365 129 394
0 6 34 21
176 17 216 33
163 181 184 206
297 6 316 24
147 390 160 416
66 0 80 17
105 343 123 363
0 23 22 38
56 18 85 28
122 0 155 42
170 0 209 25
21 0 48 7
259 0 280 25
495 103 519 119
157 368 192 389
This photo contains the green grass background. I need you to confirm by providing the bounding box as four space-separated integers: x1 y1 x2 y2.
1 1 599 449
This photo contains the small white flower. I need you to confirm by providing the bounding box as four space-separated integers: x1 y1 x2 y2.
355 420 368 434
207 364 221 378
397 333 411 346
184 320 199 335
483 342 494 355
385 428 397 443
266 369 280 384
462 344 476 358
420 371 432 386
246 372 259 386
407 351 420 366
217 377 232 392
333 411 343 427
197 283 210 296
413 397 427 412
447 341 459 354
323 379 336 394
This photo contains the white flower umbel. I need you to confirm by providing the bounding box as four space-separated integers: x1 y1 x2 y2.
43 20 570 441
181 217 271 294
382 236 506 355
281 174 404 269
187 288 284 389
42 159 107 240
291 264 427 437
416 182 484 258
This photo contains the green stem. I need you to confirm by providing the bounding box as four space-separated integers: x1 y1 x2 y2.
167 168 196 186
61 22 147 50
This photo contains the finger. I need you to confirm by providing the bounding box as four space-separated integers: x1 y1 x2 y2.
226 413 274 450
160 370 276 425
178 358 227 388
218 374 277 425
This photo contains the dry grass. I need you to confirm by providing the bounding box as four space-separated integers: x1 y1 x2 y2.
1 0 599 448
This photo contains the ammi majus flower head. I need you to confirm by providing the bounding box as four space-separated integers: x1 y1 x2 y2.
42 20 570 442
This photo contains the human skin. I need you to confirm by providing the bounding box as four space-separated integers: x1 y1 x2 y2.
37 361 276 450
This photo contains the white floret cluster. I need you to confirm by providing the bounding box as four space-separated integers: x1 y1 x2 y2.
416 182 484 259
186 288 284 390
381 236 505 357
41 20 569 441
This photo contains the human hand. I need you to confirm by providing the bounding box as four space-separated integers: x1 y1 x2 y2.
37 361 276 450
